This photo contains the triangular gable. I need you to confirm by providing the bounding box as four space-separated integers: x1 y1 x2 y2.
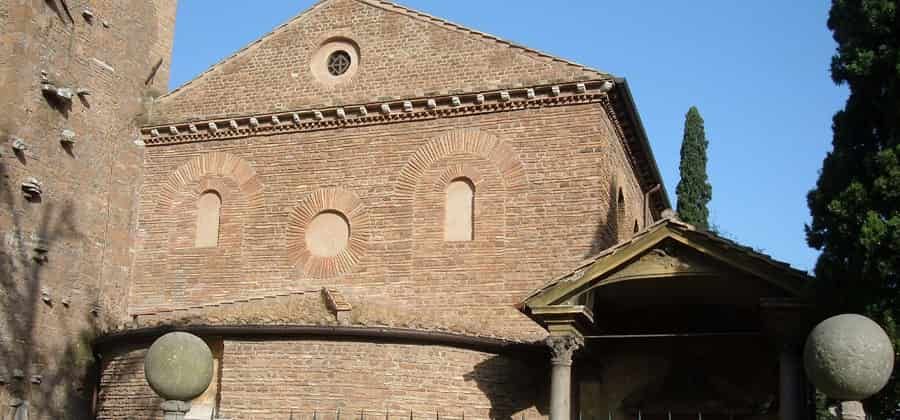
151 0 609 124
522 218 813 309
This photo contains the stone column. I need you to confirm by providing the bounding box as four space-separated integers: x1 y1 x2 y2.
161 400 191 420
779 342 805 420
546 334 584 420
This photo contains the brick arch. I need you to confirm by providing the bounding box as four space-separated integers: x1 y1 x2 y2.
395 129 526 202
433 164 485 191
157 152 264 213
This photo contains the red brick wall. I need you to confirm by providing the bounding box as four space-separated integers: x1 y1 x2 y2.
152 0 606 124
220 340 546 420
95 344 161 420
95 338 547 420
0 1 176 418
131 102 645 339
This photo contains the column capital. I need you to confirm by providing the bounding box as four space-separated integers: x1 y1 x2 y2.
545 334 584 366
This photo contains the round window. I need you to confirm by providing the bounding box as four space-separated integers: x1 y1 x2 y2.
327 51 352 76
310 38 359 85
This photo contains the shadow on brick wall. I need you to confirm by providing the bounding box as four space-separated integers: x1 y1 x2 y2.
464 354 550 420
0 160 99 419
586 178 620 258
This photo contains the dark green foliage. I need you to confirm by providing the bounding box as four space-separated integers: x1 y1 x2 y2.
807 0 899 417
676 106 712 230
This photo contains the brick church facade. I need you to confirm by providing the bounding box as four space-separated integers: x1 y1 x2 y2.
0 1 814 420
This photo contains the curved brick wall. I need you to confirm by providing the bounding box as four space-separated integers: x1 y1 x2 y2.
97 336 548 420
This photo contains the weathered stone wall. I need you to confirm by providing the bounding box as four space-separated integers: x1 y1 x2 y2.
130 102 646 339
151 0 607 124
96 338 547 420
0 1 176 418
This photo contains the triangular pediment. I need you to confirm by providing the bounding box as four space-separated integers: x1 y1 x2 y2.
152 0 609 124
522 219 812 310
607 244 723 280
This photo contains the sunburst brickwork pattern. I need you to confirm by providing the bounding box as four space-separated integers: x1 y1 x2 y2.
287 188 371 278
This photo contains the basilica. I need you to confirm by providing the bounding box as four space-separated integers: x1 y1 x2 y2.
0 1 813 419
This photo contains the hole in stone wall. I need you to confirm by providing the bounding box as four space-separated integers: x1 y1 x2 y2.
306 210 351 257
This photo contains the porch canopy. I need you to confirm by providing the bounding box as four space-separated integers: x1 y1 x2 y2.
520 217 815 420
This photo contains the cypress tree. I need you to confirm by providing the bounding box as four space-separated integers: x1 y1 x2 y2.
675 106 712 230
806 0 898 417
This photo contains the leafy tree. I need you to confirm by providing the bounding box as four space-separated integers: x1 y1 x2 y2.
806 0 898 417
675 106 712 230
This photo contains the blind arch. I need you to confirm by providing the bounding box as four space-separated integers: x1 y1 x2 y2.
195 191 221 247
617 188 627 241
444 178 475 241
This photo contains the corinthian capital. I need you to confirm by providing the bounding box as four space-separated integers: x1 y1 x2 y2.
545 334 584 366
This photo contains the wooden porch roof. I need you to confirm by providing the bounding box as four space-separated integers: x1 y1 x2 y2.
521 217 813 312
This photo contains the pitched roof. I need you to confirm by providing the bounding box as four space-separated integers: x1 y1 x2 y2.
354 0 610 75
152 0 611 123
522 216 814 308
162 0 610 101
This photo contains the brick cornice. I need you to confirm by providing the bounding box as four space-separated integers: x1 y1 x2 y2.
141 80 615 146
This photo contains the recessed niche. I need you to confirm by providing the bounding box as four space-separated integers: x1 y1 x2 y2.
445 178 475 241
195 190 222 248
305 210 350 257
286 188 370 278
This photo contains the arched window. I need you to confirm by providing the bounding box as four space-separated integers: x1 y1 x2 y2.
445 178 474 241
617 188 627 241
633 220 640 234
195 191 221 247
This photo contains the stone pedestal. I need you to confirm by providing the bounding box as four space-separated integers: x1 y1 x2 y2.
546 335 583 420
162 400 192 420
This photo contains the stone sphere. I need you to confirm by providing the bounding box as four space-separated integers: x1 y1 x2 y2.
144 332 214 401
803 314 894 400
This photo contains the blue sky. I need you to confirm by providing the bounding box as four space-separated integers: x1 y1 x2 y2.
169 1 846 273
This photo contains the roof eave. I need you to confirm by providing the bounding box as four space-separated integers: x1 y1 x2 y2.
613 77 672 214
